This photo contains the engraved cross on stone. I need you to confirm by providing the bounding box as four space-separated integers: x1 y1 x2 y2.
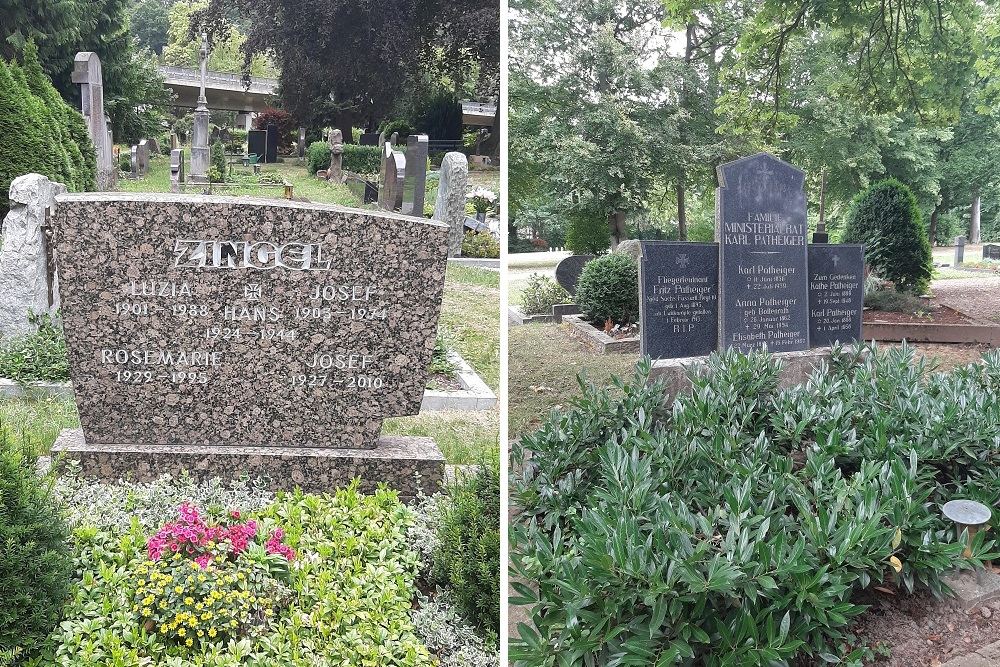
832 254 840 268
676 253 690 268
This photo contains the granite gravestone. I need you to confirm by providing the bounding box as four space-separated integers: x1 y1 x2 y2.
639 242 719 359
985 244 1000 261
401 134 429 217
717 153 810 353
265 123 278 163
955 235 966 265
72 52 115 190
49 194 449 493
432 152 470 257
248 130 266 161
378 143 406 211
807 244 864 347
555 254 594 296
169 149 185 193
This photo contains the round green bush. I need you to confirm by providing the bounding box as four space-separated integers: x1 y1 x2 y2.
306 141 330 175
575 252 639 326
520 274 570 315
431 457 500 643
461 231 500 258
841 178 933 294
565 213 610 255
342 144 381 175
0 437 73 656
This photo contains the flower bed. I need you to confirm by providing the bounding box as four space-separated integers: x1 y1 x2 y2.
511 344 1000 665
13 470 498 666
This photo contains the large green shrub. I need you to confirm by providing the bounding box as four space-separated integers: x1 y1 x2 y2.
410 91 463 141
306 141 330 175
343 144 381 175
565 213 611 254
575 252 639 325
0 313 70 384
0 49 95 219
520 274 570 315
511 346 1000 665
0 434 73 657
432 456 500 643
842 179 933 294
210 140 226 182
462 232 500 258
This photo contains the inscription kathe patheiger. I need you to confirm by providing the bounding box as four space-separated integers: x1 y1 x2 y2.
717 153 810 354
52 193 449 449
808 244 864 346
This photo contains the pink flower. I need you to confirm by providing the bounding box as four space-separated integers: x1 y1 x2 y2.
195 553 212 569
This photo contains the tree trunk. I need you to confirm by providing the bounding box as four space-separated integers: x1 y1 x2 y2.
608 210 626 249
335 111 355 145
929 206 940 247
971 188 982 244
676 177 687 241
481 110 500 161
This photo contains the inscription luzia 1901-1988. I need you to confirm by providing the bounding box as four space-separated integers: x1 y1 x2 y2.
52 193 449 449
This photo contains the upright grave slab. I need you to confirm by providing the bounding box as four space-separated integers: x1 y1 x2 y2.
49 193 448 495
555 254 593 295
638 242 719 359
401 134 429 217
717 153 810 353
985 244 1000 261
807 244 864 346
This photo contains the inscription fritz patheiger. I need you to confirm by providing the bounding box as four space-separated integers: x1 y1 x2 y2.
639 242 719 359
52 193 449 449
717 153 810 353
807 244 864 346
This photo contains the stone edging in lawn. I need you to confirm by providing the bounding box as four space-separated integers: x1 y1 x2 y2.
447 257 500 271
561 314 640 354
419 351 497 412
863 322 1000 345
509 303 580 326
0 350 497 413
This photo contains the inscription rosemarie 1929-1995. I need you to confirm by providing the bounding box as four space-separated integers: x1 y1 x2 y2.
51 193 449 450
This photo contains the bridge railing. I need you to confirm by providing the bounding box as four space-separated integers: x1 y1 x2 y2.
461 101 497 116
159 66 278 94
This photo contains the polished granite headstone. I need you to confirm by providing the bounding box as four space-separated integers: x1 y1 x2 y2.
717 153 810 353
985 244 1000 261
555 254 594 295
49 193 449 492
639 241 718 359
807 244 863 346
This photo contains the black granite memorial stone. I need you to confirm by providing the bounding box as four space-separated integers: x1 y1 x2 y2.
555 254 594 295
247 130 266 162
717 153 810 353
985 244 1000 261
807 244 864 346
265 123 278 163
639 242 719 359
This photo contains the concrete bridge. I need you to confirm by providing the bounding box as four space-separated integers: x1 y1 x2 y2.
161 64 496 127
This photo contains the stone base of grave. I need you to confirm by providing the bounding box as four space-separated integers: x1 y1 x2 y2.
51 428 445 498
649 347 835 405
940 569 1000 609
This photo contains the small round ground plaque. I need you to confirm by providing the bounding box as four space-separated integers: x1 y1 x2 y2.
942 499 991 526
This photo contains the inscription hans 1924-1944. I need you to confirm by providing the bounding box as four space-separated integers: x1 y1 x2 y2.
50 194 450 481
639 153 864 360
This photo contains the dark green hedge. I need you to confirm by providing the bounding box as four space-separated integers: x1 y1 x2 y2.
0 42 95 218
307 141 381 177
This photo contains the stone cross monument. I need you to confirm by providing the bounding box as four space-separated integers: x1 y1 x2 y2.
71 52 115 190
189 34 211 184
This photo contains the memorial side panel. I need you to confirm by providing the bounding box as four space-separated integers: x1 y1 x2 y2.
808 244 864 346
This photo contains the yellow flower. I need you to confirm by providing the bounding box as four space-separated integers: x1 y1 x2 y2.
172 553 181 561
195 602 204 610
197 630 204 637
142 595 154 606
177 628 186 637
159 624 168 633
174 586 184 594
202 611 213 620
184 597 194 605
185 638 193 647
137 579 146 587
141 607 152 616
188 618 197 628
198 575 207 582
190 561 199 569
208 627 217 638
230 620 238 628
159 601 167 609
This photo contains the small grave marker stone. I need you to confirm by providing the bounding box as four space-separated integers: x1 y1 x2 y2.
555 254 594 296
807 244 864 346
955 235 966 265
639 242 719 359
169 149 185 193
984 244 1000 261
401 134 429 217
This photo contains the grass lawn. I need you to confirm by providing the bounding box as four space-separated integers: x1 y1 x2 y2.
6 158 500 465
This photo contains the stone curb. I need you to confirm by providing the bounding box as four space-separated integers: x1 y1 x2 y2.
420 351 497 411
0 378 74 399
561 314 640 354
941 640 1000 667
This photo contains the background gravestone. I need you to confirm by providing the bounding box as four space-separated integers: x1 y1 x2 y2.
265 123 278 163
555 254 594 295
807 244 864 346
639 242 719 359
137 140 150 176
955 235 966 265
401 134 429 217
51 193 449 459
72 52 115 190
169 149 185 193
433 152 469 257
717 153 810 353
378 143 406 211
984 244 1000 261
248 130 267 161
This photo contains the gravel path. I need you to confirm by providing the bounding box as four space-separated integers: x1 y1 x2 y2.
931 276 1000 324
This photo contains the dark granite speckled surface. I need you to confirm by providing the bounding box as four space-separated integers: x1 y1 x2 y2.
52 193 449 449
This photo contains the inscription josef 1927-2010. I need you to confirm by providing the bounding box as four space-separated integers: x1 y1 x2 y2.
52 193 449 450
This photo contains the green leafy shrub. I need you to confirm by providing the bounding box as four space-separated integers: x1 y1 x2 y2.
119 151 132 172
565 213 610 254
379 119 414 140
842 179 933 294
0 313 69 384
343 144 381 175
930 210 962 246
432 457 500 643
575 252 639 325
519 274 570 315
511 346 1000 665
429 336 456 378
411 91 463 141
210 141 226 182
306 141 330 175
0 435 73 657
462 232 500 258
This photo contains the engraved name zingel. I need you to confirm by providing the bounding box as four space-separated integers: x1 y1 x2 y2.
173 239 337 270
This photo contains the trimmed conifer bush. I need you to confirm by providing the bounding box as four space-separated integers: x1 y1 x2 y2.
575 252 639 326
210 140 226 182
841 178 933 294
0 435 73 656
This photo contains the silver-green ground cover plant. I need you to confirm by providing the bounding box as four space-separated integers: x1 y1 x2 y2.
511 344 1000 666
